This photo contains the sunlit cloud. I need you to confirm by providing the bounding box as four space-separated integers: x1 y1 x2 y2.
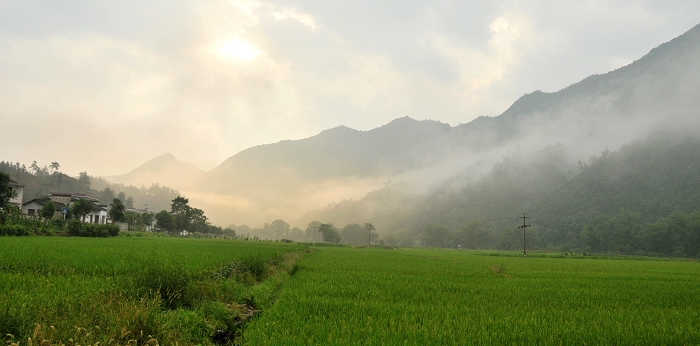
272 8 318 30
212 39 262 61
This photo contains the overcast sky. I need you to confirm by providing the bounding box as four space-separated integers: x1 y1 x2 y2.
2 0 700 176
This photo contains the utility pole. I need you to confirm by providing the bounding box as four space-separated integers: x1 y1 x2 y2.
518 213 531 258
366 223 374 247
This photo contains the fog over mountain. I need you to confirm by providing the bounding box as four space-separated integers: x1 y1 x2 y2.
109 23 700 229
106 153 205 190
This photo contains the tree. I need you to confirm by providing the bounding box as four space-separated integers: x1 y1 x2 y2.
125 196 134 209
171 196 191 231
140 212 154 231
30 161 40 175
189 207 209 233
101 187 116 205
305 221 322 241
421 224 450 248
124 211 139 231
40 200 56 219
117 192 126 202
108 198 126 223
78 171 91 189
365 223 377 246
0 172 17 211
223 227 237 237
318 223 341 243
71 198 94 222
50 162 60 174
455 220 495 249
290 227 304 240
340 223 376 245
264 219 290 239
237 224 251 237
155 210 175 232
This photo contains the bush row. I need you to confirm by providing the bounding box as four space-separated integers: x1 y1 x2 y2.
67 220 120 237
0 211 120 237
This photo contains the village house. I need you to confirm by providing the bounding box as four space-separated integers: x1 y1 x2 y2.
21 198 67 219
22 192 110 224
8 178 24 208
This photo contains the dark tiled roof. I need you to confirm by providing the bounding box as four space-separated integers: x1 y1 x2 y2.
8 178 25 187
22 199 66 211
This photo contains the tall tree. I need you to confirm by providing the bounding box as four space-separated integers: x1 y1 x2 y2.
49 162 60 174
108 198 126 223
264 219 290 239
78 171 91 189
318 223 341 243
101 187 115 205
140 212 154 230
155 210 175 232
171 196 191 231
189 207 208 233
71 198 94 222
30 161 40 175
340 223 370 245
305 221 322 241
0 172 17 211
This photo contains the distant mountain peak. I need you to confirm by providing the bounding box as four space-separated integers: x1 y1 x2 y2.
322 125 357 133
146 152 180 164
105 152 204 189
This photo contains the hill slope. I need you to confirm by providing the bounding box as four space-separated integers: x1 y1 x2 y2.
106 153 204 190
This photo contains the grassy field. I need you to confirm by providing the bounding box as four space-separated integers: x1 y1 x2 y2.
2 237 700 345
244 247 700 345
0 235 304 345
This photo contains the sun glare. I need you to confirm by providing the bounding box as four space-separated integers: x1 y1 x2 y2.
215 39 261 61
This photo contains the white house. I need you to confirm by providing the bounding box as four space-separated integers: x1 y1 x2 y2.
8 178 24 208
25 192 110 223
22 198 67 218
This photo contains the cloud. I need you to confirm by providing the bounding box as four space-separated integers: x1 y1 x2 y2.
2 0 700 182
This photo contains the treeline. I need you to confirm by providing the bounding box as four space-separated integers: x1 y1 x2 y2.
228 220 379 245
0 160 181 214
91 176 180 212
414 209 700 257
0 160 93 198
153 196 235 236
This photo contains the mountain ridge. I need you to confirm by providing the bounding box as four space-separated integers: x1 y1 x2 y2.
105 23 700 227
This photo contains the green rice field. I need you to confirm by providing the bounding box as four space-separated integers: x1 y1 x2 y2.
2 237 700 345
0 236 304 345
245 247 700 345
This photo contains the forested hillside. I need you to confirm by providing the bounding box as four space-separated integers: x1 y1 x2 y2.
0 161 180 213
308 130 700 256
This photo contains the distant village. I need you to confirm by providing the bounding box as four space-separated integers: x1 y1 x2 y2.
7 177 152 230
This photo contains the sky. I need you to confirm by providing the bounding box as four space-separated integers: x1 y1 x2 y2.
2 0 700 177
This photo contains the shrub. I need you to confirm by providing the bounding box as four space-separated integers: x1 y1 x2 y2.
105 224 120 236
0 224 28 236
67 219 82 236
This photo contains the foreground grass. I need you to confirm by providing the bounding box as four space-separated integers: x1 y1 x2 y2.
0 236 304 345
244 247 700 345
